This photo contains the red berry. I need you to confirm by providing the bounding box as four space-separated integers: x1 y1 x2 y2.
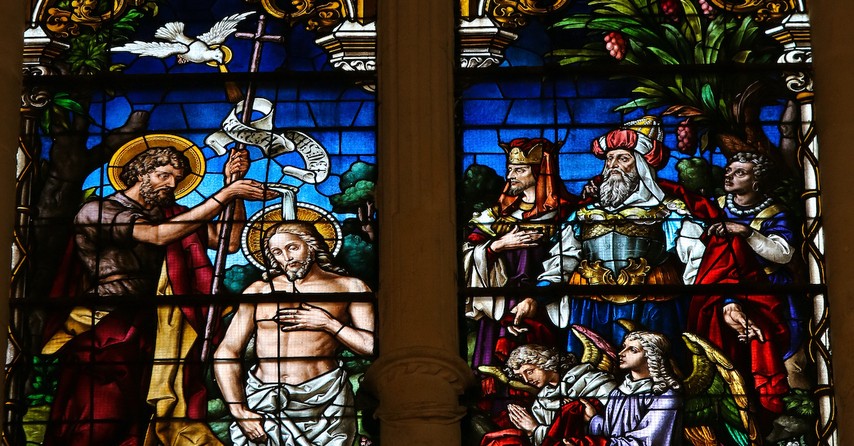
661 0 680 22
699 0 717 17
604 32 626 61
676 119 698 154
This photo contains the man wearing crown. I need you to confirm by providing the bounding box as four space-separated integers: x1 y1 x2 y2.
463 138 577 416
534 117 791 416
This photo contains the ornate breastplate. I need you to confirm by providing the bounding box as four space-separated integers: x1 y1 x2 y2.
577 204 671 275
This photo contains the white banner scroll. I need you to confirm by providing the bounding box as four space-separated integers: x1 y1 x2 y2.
205 98 330 184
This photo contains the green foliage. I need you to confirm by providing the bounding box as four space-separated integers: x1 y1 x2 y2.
549 0 783 146
40 3 158 131
207 397 228 418
336 234 377 289
330 180 375 214
460 164 505 219
66 33 109 73
26 355 59 407
56 6 155 74
676 157 724 197
340 161 377 189
340 349 372 376
223 263 263 294
330 162 377 215
772 176 804 223
206 398 233 444
784 389 817 419
40 92 87 134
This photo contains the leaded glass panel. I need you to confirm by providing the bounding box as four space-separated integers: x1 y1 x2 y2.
457 2 831 445
8 1 378 445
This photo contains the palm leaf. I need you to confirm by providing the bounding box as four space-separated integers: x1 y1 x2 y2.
674 74 684 92
701 83 716 111
633 86 668 97
667 86 695 105
646 46 680 64
664 104 703 116
679 0 703 44
661 23 692 62
553 16 662 44
53 93 85 116
704 16 726 64
693 41 705 64
589 0 639 16
614 97 662 112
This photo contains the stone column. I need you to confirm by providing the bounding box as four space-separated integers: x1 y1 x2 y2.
364 1 473 445
810 0 854 444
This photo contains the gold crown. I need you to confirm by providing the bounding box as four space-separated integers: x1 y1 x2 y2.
623 116 663 142
502 143 544 165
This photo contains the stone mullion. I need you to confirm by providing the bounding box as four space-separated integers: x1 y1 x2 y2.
365 0 473 445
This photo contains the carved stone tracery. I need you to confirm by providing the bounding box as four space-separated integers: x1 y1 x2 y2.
487 0 570 29
708 0 796 22
40 0 145 37
260 0 347 32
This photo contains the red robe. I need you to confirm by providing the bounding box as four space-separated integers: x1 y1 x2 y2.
657 181 790 414
42 205 219 446
479 400 605 446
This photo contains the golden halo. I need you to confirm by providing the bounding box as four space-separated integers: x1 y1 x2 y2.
242 203 343 271
108 134 206 199
206 44 233 67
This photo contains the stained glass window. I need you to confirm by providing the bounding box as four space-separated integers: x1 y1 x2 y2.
9 1 378 445
457 1 831 445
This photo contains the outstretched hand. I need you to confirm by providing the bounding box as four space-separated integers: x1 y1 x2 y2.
507 297 537 335
723 302 765 342
221 179 280 202
491 226 544 253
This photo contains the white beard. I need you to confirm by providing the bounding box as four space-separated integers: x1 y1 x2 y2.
599 168 639 208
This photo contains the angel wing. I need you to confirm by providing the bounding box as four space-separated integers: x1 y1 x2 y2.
570 324 617 373
682 332 759 446
476 365 538 394
112 41 189 58
198 11 255 46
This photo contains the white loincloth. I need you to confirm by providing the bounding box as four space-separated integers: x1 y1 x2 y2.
229 367 356 446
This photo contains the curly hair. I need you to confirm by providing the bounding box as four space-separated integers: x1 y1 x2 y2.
505 344 577 377
624 331 681 395
729 151 773 193
119 146 190 188
262 221 347 277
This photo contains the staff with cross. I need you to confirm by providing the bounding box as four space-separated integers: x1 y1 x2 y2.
200 13 286 362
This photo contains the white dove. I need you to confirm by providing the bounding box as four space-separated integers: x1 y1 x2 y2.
112 11 254 65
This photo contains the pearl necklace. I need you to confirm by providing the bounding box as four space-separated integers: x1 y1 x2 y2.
725 193 773 217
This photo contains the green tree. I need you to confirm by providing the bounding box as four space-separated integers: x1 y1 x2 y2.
549 0 789 159
330 161 377 241
459 164 505 220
